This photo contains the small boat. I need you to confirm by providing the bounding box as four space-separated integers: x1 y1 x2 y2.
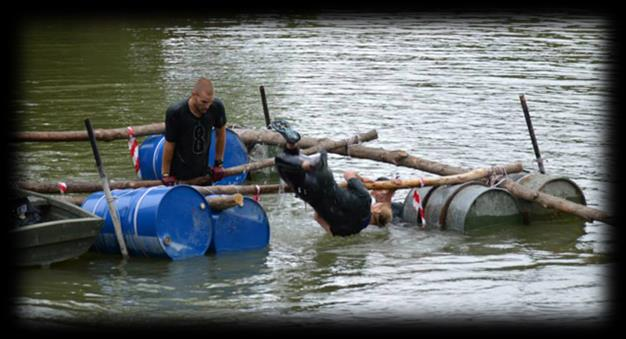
10 188 104 267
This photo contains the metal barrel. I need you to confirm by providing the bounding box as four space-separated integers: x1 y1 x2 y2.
419 182 487 229
401 182 523 233
81 185 213 260
137 128 250 185
401 186 434 226
445 185 523 233
508 172 587 222
208 196 270 253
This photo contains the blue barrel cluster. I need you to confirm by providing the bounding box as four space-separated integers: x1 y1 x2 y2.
81 185 213 260
81 186 270 260
137 128 249 185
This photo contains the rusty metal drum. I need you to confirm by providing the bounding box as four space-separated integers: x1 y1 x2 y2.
508 172 587 222
444 184 523 233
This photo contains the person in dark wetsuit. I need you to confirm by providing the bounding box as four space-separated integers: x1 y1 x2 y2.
161 77 227 185
271 120 395 237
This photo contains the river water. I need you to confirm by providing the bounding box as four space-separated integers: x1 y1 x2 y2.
11 14 616 329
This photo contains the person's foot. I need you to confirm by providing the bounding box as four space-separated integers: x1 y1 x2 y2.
269 120 301 144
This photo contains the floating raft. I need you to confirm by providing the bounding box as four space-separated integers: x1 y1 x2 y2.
400 172 586 233
138 128 250 185
81 185 269 260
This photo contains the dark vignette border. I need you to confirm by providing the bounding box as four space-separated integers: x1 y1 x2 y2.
4 1 622 336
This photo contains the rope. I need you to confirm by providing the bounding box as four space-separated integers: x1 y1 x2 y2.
345 133 360 159
489 165 509 187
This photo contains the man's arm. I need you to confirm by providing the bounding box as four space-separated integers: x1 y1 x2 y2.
344 170 371 183
162 140 175 177
214 126 226 165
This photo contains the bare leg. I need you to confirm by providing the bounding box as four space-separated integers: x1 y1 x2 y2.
314 212 333 236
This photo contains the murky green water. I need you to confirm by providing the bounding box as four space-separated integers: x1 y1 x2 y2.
11 14 615 328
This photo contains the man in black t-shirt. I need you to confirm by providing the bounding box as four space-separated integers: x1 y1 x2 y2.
161 77 227 185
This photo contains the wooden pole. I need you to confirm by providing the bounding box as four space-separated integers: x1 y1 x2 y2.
17 179 163 194
519 94 546 174
12 122 165 142
84 119 129 259
205 193 244 210
57 192 245 211
339 162 523 190
180 129 378 186
260 86 271 128
193 183 292 196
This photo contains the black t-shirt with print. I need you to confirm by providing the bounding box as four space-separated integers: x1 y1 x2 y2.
164 97 226 180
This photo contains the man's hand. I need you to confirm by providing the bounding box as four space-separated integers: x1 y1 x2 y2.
209 166 225 183
343 170 358 181
161 175 176 186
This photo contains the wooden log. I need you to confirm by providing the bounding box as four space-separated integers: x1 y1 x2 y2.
12 123 165 142
339 162 523 190
229 129 378 176
16 179 163 194
320 144 470 176
57 193 245 211
205 193 244 210
193 183 293 196
182 129 378 185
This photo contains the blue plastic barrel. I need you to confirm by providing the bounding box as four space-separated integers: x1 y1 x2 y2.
81 185 213 260
137 128 249 185
209 196 270 253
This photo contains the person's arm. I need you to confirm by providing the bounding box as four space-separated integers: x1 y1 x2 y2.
344 170 372 183
314 212 334 236
359 175 375 184
214 126 226 166
163 103 179 180
162 140 175 177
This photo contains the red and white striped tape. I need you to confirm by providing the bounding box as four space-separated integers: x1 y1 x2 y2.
127 127 140 178
412 178 426 226
253 185 261 202
57 182 67 194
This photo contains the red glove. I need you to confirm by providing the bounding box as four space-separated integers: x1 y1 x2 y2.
209 166 225 183
161 175 176 186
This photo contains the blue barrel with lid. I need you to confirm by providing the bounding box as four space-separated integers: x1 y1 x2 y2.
209 196 270 253
137 128 249 185
81 185 212 260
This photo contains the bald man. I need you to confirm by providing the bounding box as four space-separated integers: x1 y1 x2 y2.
161 77 227 185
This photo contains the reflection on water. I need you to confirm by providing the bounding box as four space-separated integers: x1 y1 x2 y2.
12 14 614 327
